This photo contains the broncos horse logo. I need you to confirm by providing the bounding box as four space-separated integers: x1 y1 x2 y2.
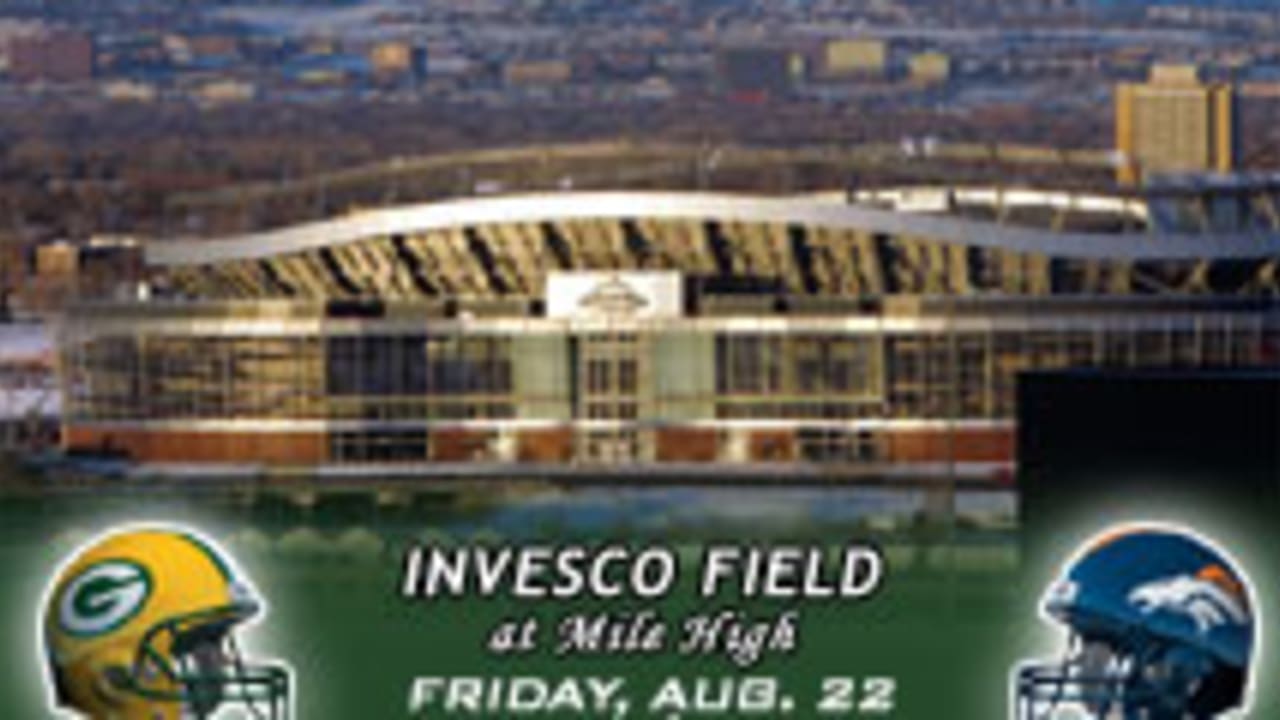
1128 573 1249 634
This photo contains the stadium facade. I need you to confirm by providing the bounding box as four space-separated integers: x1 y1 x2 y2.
57 183 1280 480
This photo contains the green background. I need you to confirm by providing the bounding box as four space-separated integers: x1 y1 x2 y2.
0 486 1274 719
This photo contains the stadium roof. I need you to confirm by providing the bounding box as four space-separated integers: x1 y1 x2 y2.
150 191 1280 267
144 190 1280 301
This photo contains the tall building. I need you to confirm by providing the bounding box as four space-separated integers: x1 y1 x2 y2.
1115 65 1237 185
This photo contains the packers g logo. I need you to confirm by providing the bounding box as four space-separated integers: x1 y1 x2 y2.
57 560 152 637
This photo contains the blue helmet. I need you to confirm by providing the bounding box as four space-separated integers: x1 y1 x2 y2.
1015 525 1256 720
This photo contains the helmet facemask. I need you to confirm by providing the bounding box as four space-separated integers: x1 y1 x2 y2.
125 604 291 719
1017 631 1236 720
1017 633 1137 720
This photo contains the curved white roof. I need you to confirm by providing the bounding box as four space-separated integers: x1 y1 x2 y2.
148 191 1280 267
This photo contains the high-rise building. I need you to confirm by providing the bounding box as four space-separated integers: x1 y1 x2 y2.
1115 64 1236 185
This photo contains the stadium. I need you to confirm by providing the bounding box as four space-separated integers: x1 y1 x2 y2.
55 152 1280 483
